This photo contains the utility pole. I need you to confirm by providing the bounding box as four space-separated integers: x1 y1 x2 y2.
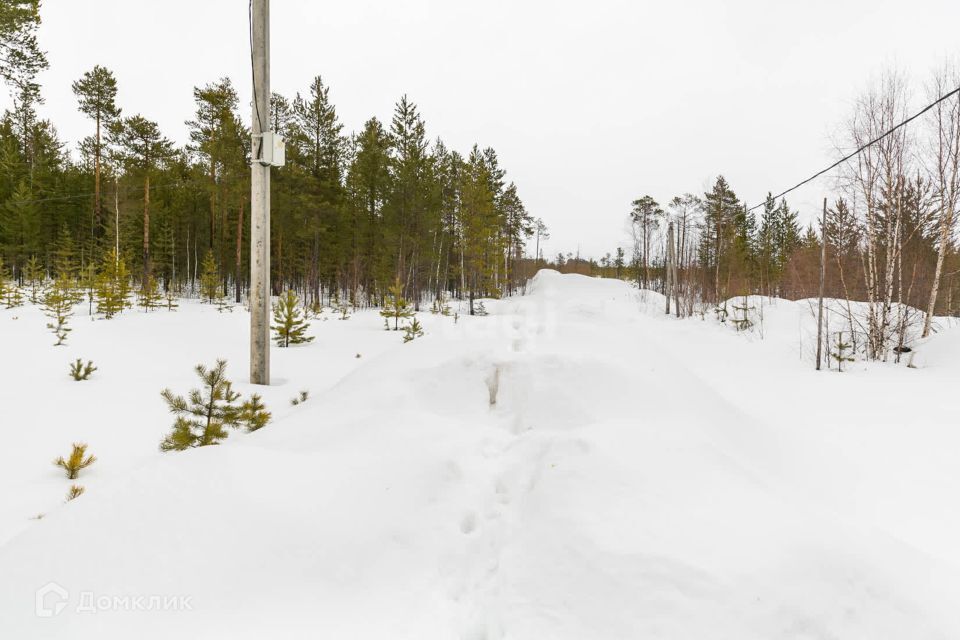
815 197 827 371
250 0 271 385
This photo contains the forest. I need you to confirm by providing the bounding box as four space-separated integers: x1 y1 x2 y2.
0 3 539 314
2 1 958 361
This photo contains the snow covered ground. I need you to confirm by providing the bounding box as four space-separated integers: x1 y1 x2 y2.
2 270 960 639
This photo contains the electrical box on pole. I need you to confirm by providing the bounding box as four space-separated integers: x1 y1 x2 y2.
258 131 285 167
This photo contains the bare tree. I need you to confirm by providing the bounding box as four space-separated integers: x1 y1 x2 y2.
844 70 913 360
922 61 960 337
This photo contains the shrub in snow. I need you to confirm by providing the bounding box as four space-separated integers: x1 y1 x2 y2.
159 360 271 451
65 485 85 502
380 277 413 331
402 317 424 343
69 359 97 381
272 290 313 347
54 443 97 480
290 390 309 406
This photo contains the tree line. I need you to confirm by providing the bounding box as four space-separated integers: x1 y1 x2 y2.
0 2 539 313
541 65 959 362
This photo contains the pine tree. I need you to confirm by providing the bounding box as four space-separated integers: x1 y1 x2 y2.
137 272 163 311
108 114 174 282
42 272 80 345
239 394 271 432
77 262 97 316
164 288 179 311
831 332 855 372
402 317 424 343
23 254 43 303
65 485 85 502
53 443 97 480
159 360 243 451
69 359 97 381
199 250 222 305
2 282 23 309
380 277 413 330
95 249 130 318
72 65 121 240
0 0 48 90
272 289 313 347
0 256 13 304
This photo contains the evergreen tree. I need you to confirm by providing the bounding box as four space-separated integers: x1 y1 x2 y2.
272 289 313 347
53 443 96 480
109 114 174 281
52 223 77 278
69 358 97 381
137 272 163 311
198 249 221 304
95 248 131 318
702 176 742 300
42 271 80 345
72 65 120 239
630 195 663 287
164 288 179 311
402 317 424 343
380 277 413 330
0 1 47 90
78 261 97 315
239 393 271 432
831 332 855 372
0 256 13 303
159 360 270 450
23 254 43 303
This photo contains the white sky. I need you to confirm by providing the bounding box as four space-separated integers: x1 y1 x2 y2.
20 0 960 258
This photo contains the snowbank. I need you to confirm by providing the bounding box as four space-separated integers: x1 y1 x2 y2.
2 271 959 638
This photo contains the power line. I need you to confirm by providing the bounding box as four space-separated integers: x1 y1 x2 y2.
748 84 960 212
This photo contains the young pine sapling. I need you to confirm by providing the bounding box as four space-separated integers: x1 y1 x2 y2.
69 359 97 381
54 443 97 479
272 290 314 347
159 360 272 451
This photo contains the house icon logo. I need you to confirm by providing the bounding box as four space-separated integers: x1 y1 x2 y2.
35 582 69 617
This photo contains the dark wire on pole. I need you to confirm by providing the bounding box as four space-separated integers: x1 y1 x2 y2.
248 0 265 158
748 85 960 212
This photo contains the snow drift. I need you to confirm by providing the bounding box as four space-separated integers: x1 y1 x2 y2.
2 269 960 638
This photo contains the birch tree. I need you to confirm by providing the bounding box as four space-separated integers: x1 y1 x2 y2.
922 62 960 337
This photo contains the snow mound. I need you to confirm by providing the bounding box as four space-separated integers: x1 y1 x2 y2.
2 271 960 638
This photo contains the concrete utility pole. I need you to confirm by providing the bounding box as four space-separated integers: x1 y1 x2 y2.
250 0 271 385
815 197 827 371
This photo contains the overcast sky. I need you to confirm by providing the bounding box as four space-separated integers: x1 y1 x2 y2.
22 0 960 258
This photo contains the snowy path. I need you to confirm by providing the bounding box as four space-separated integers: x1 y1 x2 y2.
2 270 960 638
